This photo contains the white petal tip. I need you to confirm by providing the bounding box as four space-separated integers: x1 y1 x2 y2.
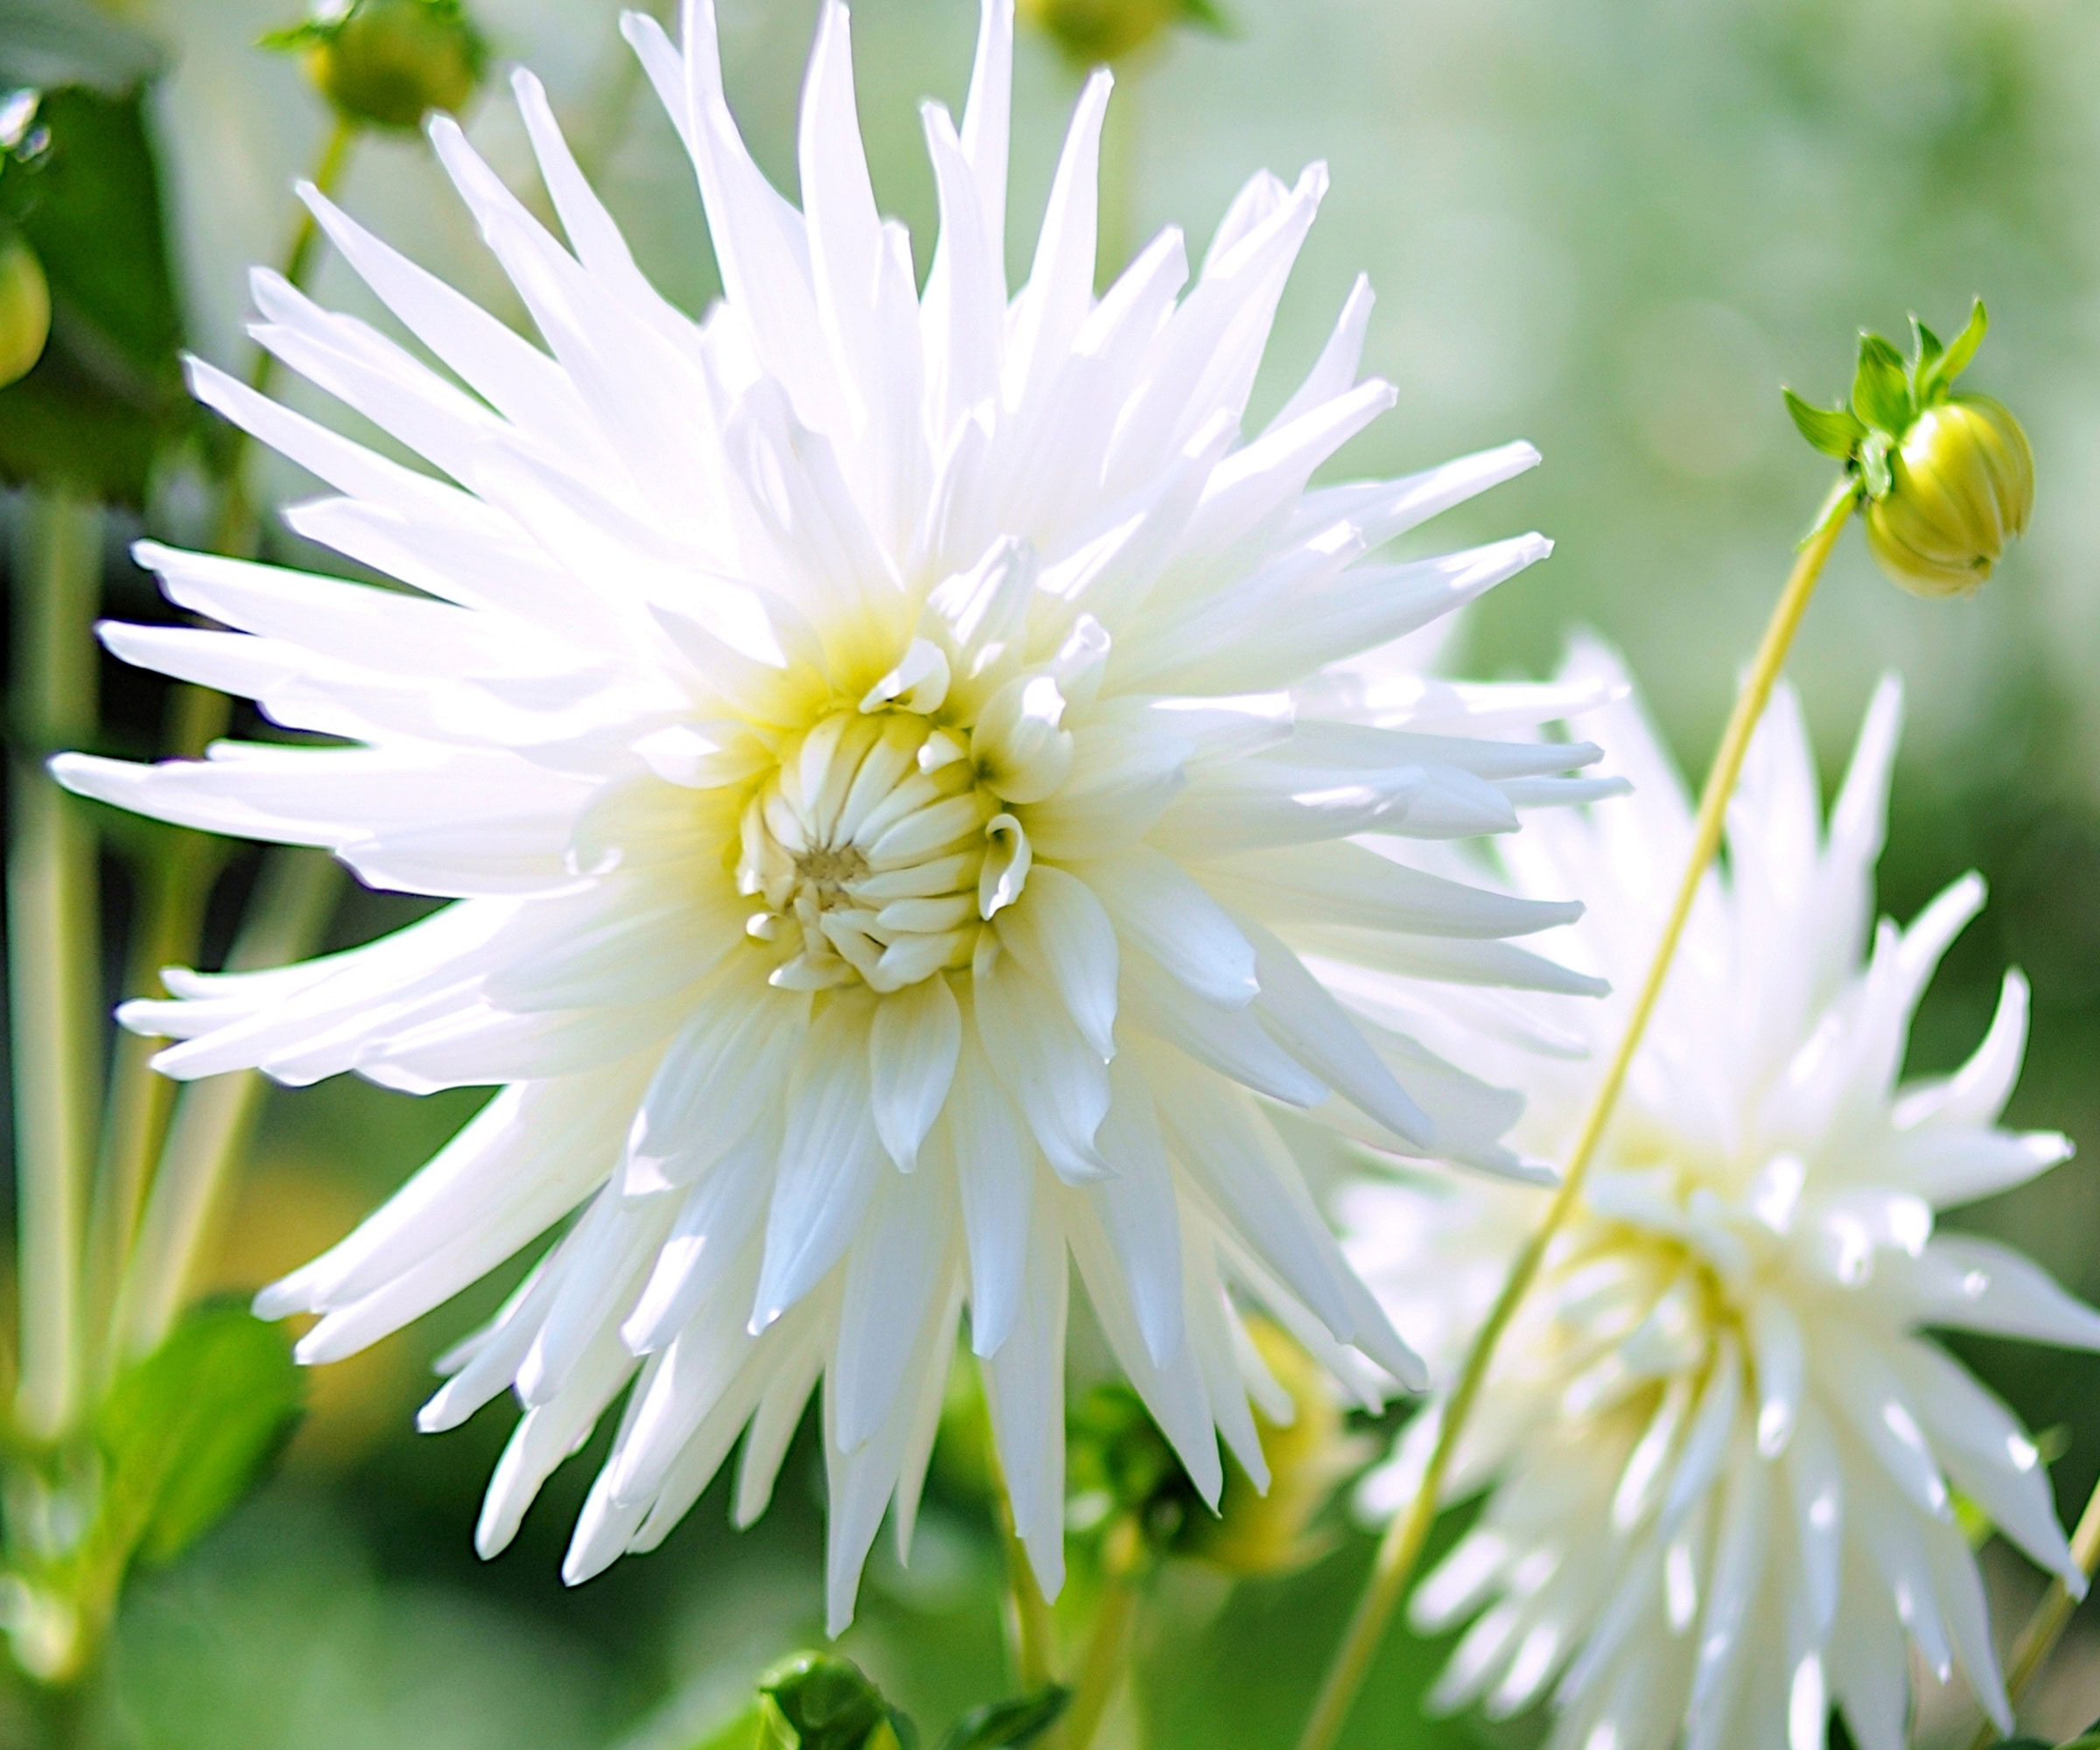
250 1281 307 1320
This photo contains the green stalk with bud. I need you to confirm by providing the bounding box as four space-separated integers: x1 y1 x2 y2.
1786 298 2034 597
1294 304 2038 1750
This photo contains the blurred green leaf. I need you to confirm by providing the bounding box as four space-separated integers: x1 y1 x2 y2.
936 1686 1069 1750
686 1707 765 1750
98 1299 305 1567
1782 389 1865 459
0 0 164 94
0 80 192 506
1850 331 1913 434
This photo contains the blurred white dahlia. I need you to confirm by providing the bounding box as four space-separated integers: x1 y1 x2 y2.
57 0 1614 1629
1342 646 2099 1750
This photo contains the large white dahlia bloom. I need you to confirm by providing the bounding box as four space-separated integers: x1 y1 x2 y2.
1343 646 2099 1750
58 0 1614 1629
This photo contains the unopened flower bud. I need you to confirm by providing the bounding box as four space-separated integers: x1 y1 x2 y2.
1783 298 2034 598
0 228 50 389
264 0 487 133
1862 395 2032 598
1018 0 1228 65
757 1653 914 1750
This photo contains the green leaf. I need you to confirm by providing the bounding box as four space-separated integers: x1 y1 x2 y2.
1910 315 1943 376
937 1687 1071 1750
1782 389 1866 458
682 1707 763 1750
96 1299 305 1566
0 81 193 505
1180 0 1237 35
1920 298 1988 402
1849 331 1913 434
0 0 165 94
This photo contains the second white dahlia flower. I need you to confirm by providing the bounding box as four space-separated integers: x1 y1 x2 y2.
1344 646 2098 1750
58 0 1612 1628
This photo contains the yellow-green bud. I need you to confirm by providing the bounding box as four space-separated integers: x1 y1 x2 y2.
1862 395 2033 598
0 229 50 388
1018 0 1228 65
1784 298 2034 599
264 0 487 133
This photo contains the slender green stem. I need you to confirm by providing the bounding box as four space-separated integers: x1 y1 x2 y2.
9 492 106 1444
999 1494 1060 1690
981 1359 1059 1689
109 848 340 1362
1293 478 1861 1750
1060 1518 1142 1750
210 111 355 560
1964 1474 2100 1749
87 113 358 1377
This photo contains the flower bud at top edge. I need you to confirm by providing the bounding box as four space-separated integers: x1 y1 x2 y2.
267 0 487 133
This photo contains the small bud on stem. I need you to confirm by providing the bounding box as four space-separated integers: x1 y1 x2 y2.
262 0 487 133
1018 0 1231 65
1783 299 2034 597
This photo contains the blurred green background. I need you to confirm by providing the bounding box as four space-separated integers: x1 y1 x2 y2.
4 0 2100 1744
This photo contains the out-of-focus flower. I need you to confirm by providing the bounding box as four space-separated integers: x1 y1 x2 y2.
0 228 49 387
1785 301 2033 598
57 0 1611 1630
1343 643 2098 1750
1018 0 1228 66
262 0 487 132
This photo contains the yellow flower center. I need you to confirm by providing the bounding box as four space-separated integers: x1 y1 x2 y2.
738 705 1032 994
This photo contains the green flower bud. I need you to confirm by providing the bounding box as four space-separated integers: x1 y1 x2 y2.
1861 395 2032 598
0 228 50 388
757 1653 916 1750
1783 298 2034 598
263 0 487 133
1018 0 1229 66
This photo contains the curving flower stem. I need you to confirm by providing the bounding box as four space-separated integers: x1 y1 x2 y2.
1060 1516 1143 1750
1964 1473 2100 1749
9 492 107 1444
1293 474 1863 1750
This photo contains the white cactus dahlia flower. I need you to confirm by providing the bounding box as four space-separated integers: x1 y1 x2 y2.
56 0 1614 1628
1343 646 2099 1750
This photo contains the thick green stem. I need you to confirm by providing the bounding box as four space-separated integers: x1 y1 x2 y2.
9 492 106 1444
1292 478 1861 1750
1964 1474 2100 1749
109 848 340 1362
1060 1518 1141 1750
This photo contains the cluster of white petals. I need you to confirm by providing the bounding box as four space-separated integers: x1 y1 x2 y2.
1344 644 2099 1750
57 0 1618 1628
